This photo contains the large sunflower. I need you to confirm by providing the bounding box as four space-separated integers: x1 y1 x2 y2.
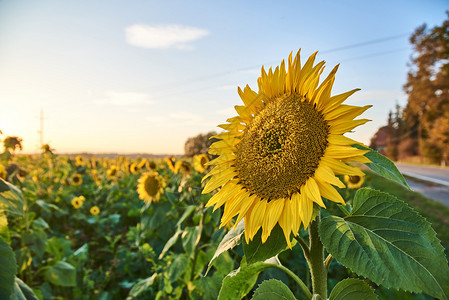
137 171 166 204
202 50 371 246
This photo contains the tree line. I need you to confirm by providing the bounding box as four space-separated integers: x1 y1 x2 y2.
371 12 449 166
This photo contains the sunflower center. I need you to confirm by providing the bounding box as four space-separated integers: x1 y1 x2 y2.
349 175 361 184
235 94 329 200
144 176 159 196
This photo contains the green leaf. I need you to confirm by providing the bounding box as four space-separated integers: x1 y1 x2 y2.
0 237 16 299
319 188 449 300
218 262 272 300
23 230 47 259
46 237 73 261
159 229 182 259
0 211 9 242
0 178 23 216
167 254 190 283
352 144 409 189
45 261 76 287
329 278 377 300
176 205 196 227
32 218 49 231
15 278 39 300
182 225 202 258
206 220 244 275
244 224 287 264
127 274 156 299
252 279 297 300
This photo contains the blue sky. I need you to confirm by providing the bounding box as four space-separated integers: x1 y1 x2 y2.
0 0 447 154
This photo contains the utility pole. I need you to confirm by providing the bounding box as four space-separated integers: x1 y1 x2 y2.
37 108 45 148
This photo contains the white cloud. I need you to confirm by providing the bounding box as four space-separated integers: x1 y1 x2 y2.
93 91 153 106
125 24 209 49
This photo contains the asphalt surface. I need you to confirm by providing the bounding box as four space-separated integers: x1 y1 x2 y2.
395 163 449 206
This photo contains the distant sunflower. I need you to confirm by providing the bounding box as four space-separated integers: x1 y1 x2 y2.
71 196 85 209
107 166 119 178
0 164 6 179
203 50 371 246
138 158 148 169
137 171 166 204
90 206 100 215
174 160 193 176
193 154 209 173
147 160 157 170
75 155 84 166
130 163 139 174
164 156 176 172
71 174 83 186
344 174 365 189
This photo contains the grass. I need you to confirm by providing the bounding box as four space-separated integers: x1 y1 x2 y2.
364 170 449 246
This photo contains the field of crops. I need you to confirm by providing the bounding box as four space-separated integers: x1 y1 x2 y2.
1 148 448 300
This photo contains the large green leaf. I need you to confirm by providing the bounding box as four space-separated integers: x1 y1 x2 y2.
329 278 377 300
252 279 297 300
243 224 287 264
158 229 182 259
218 262 272 300
319 188 449 300
0 237 17 299
127 274 156 299
206 220 244 275
182 225 202 258
352 144 409 189
45 261 76 287
0 178 23 216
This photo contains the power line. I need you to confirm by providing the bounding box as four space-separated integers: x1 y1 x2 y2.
148 32 411 96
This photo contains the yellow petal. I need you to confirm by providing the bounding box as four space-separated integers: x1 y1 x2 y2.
321 157 364 176
315 179 346 204
329 119 370 135
322 89 360 114
314 165 345 188
261 199 285 243
202 168 237 194
304 178 326 208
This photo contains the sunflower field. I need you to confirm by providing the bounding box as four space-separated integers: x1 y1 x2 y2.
1 50 449 300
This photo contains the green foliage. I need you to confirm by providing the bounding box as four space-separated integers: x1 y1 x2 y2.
0 237 17 299
243 224 288 264
252 279 297 300
45 261 77 287
352 144 409 189
207 219 244 274
0 178 23 216
329 278 377 300
319 188 449 300
218 262 273 300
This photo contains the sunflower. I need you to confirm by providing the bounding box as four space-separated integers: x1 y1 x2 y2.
71 174 83 186
174 160 193 176
344 174 365 189
0 164 6 179
107 165 119 178
202 50 371 246
137 171 166 204
71 196 85 209
193 154 209 173
90 206 100 215
147 160 157 170
138 158 148 169
130 163 139 174
164 156 176 172
75 155 84 166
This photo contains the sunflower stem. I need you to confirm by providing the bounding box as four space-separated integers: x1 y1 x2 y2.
307 214 327 299
267 263 312 299
294 235 310 261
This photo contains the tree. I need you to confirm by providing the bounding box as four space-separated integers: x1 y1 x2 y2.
184 131 218 157
403 12 449 165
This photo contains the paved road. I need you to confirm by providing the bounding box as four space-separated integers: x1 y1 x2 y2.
396 163 449 206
